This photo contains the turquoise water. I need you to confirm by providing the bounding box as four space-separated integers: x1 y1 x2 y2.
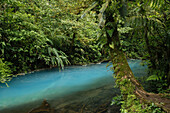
0 60 147 111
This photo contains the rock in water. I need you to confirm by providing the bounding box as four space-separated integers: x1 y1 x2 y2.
28 100 54 113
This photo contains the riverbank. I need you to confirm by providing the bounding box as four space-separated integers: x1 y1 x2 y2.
14 59 110 77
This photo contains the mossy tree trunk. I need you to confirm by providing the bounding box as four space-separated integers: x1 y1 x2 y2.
107 24 170 112
107 24 143 95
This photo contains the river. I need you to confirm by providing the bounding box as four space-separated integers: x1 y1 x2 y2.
0 60 147 113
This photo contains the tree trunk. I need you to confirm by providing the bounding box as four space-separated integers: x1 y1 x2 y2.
144 19 156 70
108 26 170 112
108 25 143 92
70 32 76 54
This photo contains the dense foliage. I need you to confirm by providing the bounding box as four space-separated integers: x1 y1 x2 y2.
126 0 170 92
0 0 103 77
0 58 11 86
79 0 169 112
0 0 169 112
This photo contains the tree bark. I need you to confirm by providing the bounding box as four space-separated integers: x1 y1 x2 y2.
70 32 76 54
144 18 156 70
108 26 170 112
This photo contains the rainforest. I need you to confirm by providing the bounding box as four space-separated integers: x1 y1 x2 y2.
0 0 170 113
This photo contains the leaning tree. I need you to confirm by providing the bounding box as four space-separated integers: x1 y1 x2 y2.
79 0 170 112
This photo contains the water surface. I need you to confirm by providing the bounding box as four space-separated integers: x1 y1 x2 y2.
0 60 147 112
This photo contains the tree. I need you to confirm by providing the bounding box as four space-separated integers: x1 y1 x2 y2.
127 0 170 91
80 0 170 112
0 0 102 84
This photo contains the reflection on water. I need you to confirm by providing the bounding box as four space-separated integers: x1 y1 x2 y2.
0 60 147 113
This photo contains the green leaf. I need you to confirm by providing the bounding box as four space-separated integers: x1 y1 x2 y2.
146 75 159 81
107 29 113 37
109 42 114 49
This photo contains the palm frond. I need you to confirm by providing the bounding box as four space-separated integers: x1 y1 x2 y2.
144 0 165 9
46 47 69 69
98 0 110 28
126 15 165 29
99 0 110 13
80 1 98 19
